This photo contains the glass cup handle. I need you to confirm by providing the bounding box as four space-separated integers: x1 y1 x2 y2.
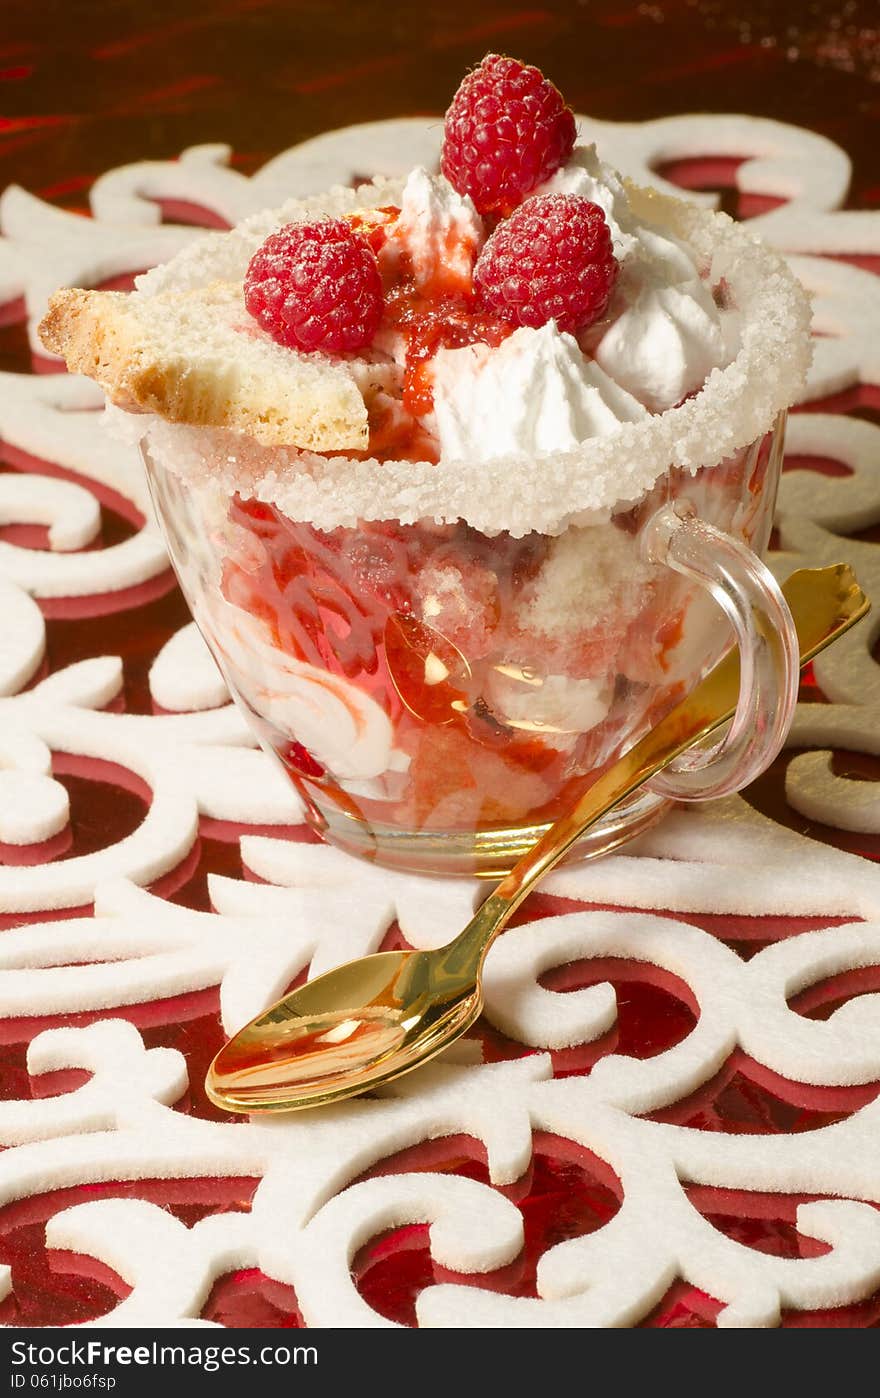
641 501 800 801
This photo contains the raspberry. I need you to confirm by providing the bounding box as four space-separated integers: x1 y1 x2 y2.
441 54 576 215
244 219 382 353
474 194 618 334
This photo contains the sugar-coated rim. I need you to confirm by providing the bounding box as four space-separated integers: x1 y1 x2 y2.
142 177 813 538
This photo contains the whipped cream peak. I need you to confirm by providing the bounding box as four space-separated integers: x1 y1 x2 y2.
595 261 729 413
430 321 649 465
630 222 708 285
386 166 484 294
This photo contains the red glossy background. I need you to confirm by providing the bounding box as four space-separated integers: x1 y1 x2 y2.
1 0 880 1329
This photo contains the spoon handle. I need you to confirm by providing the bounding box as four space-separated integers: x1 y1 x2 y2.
441 564 868 974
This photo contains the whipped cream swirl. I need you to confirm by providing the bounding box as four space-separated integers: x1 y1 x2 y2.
594 248 731 413
385 166 484 293
536 143 736 412
430 323 649 464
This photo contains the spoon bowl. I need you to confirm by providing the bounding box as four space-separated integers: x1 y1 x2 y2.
210 947 483 1110
384 612 473 726
207 564 870 1115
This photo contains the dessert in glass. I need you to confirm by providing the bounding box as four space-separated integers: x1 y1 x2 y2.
40 55 812 876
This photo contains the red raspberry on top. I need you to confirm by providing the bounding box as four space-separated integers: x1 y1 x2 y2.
244 219 383 354
474 194 618 334
441 54 576 215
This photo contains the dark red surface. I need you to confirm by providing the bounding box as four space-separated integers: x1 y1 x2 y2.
0 0 879 1330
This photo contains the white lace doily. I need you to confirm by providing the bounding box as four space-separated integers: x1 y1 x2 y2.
1 111 880 1329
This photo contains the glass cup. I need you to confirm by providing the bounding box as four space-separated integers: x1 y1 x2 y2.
142 408 798 876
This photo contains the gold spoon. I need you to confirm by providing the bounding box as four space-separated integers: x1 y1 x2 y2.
206 564 868 1115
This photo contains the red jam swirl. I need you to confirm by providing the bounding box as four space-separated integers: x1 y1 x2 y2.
348 204 516 447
